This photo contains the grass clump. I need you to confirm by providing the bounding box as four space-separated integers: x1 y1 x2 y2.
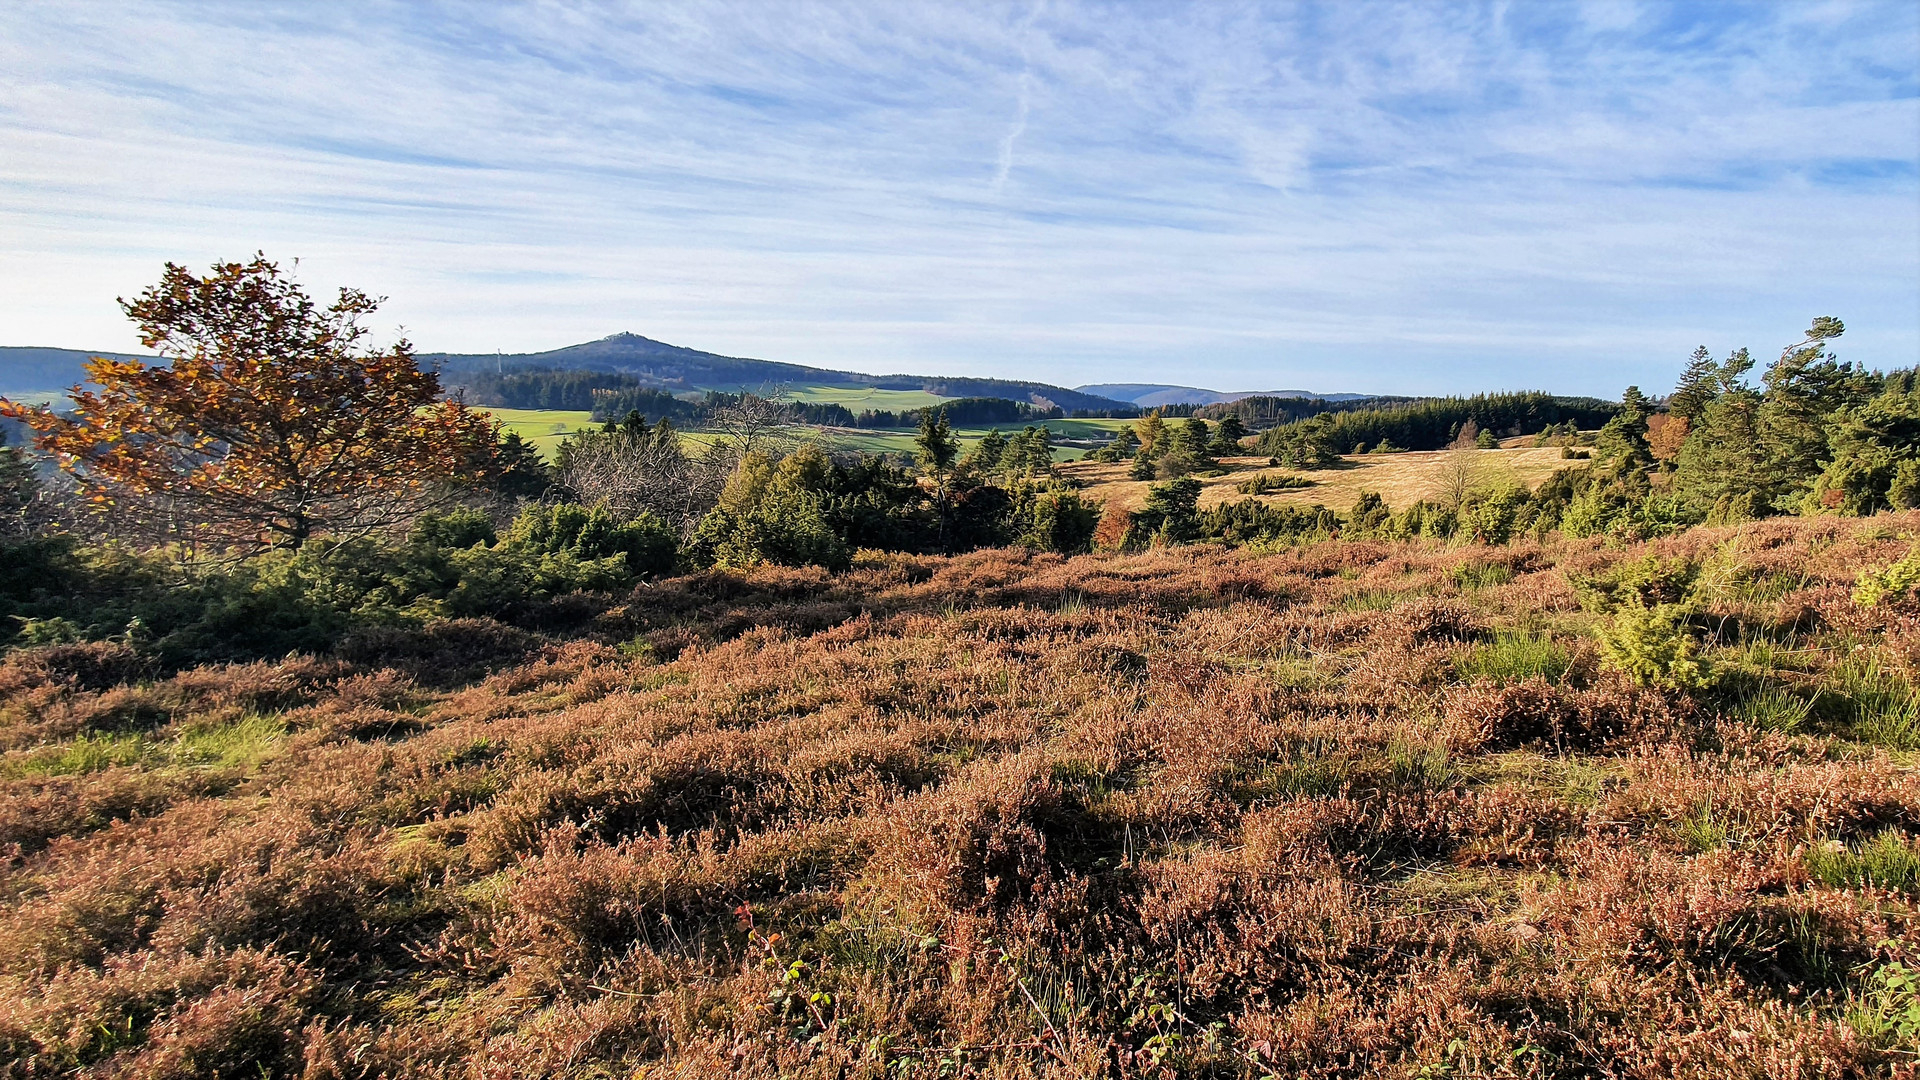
1449 561 1516 590
1676 803 1729 854
1454 630 1570 684
3 732 149 777
1820 656 1920 750
1733 685 1815 735
172 713 287 769
1807 830 1920 893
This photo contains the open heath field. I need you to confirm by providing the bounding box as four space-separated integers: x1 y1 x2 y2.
2 516 1916 1077
1063 447 1587 514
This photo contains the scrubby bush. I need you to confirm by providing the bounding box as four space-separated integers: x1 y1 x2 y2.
1235 471 1313 495
1595 601 1711 689
1124 477 1201 547
1854 543 1920 607
503 501 677 578
1015 489 1100 555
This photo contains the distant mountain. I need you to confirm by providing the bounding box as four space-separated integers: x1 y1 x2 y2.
1077 383 1375 408
427 333 1133 414
0 346 154 397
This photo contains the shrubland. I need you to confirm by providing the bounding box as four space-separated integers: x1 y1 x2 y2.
1 521 1918 1077
0 263 1916 1076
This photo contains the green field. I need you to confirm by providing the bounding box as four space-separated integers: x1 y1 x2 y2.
774 385 953 410
480 408 596 455
478 407 1136 464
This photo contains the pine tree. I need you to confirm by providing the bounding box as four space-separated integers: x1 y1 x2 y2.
1754 317 1876 509
963 428 1007 475
1668 347 1717 421
917 408 960 551
1210 414 1249 455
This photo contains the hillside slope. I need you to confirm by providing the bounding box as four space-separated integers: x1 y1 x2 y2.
1078 383 1376 408
2 518 1915 1076
2 337 1135 414
429 332 1132 413
0 346 154 396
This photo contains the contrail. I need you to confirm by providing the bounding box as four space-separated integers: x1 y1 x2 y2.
992 0 1046 193
993 71 1032 192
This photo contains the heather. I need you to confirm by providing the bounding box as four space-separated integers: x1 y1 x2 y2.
2 264 1917 1077
2 518 1917 1077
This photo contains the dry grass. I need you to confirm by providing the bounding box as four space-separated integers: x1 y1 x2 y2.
1062 447 1583 513
2 517 1917 1077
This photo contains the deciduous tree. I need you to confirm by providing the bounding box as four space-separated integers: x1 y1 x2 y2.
0 256 496 551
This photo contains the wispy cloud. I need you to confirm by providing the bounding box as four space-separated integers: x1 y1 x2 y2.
0 0 1914 396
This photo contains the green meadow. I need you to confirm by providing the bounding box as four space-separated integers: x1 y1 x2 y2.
480 406 1137 463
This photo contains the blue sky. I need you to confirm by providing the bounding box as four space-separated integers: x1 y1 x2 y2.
1 1 1915 397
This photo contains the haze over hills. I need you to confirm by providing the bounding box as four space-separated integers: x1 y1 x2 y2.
1077 383 1376 408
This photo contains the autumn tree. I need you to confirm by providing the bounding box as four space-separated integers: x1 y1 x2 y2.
0 256 497 551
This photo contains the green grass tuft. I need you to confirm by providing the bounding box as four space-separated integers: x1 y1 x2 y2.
1676 803 1728 853
3 733 149 777
1450 562 1516 590
1454 631 1571 684
1807 829 1920 893
1820 656 1920 750
172 714 288 769
1735 685 1814 735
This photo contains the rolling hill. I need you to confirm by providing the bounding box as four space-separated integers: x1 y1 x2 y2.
1077 382 1376 408
2 336 1135 415
0 346 154 398
428 333 1133 413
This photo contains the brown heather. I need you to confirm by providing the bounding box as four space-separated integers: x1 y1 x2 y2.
3 517 1918 1078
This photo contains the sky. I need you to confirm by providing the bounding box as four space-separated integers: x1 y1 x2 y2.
1 1 1916 398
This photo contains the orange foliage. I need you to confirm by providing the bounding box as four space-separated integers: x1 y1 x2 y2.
1647 412 1689 463
0 256 496 550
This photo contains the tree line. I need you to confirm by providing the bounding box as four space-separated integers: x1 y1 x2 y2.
1 257 1911 664
454 367 1065 430
1253 391 1618 460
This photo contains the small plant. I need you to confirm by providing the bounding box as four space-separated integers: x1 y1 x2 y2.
1846 962 1920 1050
1594 602 1711 689
1854 543 1920 607
616 635 657 662
1808 830 1920 893
1676 803 1728 853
